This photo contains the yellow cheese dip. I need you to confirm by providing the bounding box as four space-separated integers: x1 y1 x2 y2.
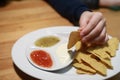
35 36 60 47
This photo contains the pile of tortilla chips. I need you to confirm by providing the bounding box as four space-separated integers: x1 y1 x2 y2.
67 31 119 76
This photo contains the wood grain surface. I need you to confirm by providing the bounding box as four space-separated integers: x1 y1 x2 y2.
0 0 120 80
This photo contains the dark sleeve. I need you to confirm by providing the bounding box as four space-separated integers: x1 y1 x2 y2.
80 0 99 9
47 0 91 25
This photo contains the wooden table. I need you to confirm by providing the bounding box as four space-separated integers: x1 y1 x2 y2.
0 0 120 80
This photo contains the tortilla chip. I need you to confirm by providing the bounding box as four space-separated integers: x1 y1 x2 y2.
73 62 96 73
106 38 119 57
75 41 82 51
76 68 96 75
87 46 111 60
79 52 107 76
75 52 82 63
67 31 81 49
91 54 113 69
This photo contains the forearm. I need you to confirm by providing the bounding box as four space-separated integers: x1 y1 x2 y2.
47 0 90 25
80 0 99 9
99 0 120 7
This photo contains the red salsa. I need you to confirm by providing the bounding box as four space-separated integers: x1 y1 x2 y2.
30 50 53 68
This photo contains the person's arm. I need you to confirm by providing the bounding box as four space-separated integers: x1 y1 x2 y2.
80 0 99 9
47 0 91 25
47 0 108 45
99 0 120 7
80 0 120 9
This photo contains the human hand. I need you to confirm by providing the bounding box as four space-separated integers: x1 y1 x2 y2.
79 11 108 45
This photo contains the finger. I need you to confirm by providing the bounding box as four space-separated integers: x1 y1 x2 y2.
79 27 84 31
80 12 103 37
79 11 92 36
104 34 109 43
91 27 108 44
79 11 92 28
94 34 109 45
81 18 106 43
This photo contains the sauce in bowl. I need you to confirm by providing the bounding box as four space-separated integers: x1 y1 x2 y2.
35 36 60 47
30 50 53 68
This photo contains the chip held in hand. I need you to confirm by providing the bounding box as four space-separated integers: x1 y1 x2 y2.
67 30 119 76
67 31 81 49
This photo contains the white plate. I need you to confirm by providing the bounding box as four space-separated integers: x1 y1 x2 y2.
12 26 120 80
